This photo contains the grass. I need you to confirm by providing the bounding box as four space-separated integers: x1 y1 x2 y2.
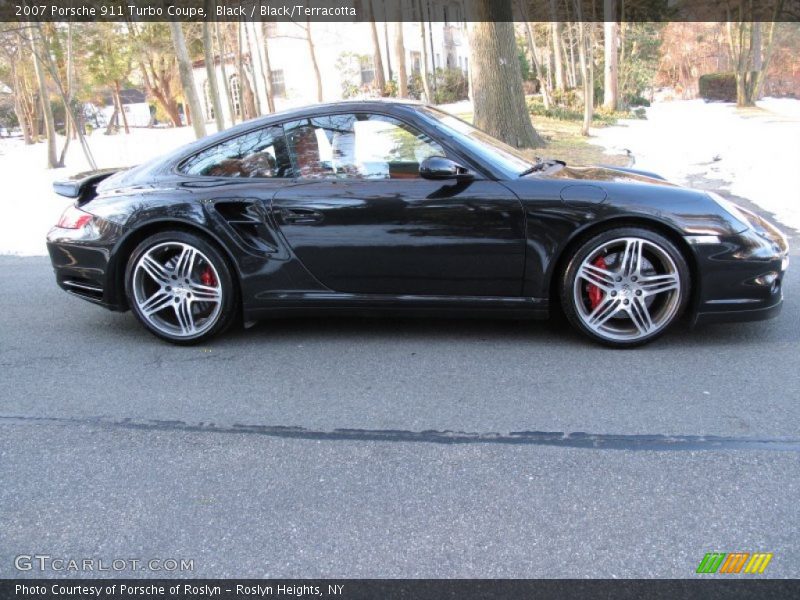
455 110 631 168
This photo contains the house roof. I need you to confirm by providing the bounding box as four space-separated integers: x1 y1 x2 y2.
102 89 146 106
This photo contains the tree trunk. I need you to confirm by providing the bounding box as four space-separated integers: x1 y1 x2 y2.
467 0 544 148
305 20 324 102
517 1 552 109
549 0 565 91
30 30 57 168
367 0 387 94
137 58 182 128
603 0 619 110
215 21 236 125
258 23 276 113
203 13 225 131
56 22 73 164
393 22 408 97
417 10 432 102
169 21 207 138
566 24 578 88
744 21 762 104
236 22 256 120
577 21 594 136
115 81 130 134
11 62 34 144
243 22 262 116
754 21 778 99
383 18 393 81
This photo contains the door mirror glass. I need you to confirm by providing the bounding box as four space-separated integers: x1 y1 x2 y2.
419 156 473 180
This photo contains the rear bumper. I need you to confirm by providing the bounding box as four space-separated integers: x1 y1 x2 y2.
47 224 127 311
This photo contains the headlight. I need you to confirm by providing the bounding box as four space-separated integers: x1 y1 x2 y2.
706 192 752 231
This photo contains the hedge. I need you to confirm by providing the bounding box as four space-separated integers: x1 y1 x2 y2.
699 73 737 102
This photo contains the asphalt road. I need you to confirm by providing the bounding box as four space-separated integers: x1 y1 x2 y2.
1 228 799 578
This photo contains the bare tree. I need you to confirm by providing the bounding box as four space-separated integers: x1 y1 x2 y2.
549 0 566 91
517 1 552 109
726 1 784 106
242 21 262 116
577 21 594 135
393 23 408 97
467 0 544 148
129 23 182 127
215 21 236 125
366 0 387 94
202 4 224 131
603 0 619 110
29 28 57 167
304 20 323 102
1 26 36 143
257 23 276 114
416 0 432 102
169 21 206 138
235 22 257 119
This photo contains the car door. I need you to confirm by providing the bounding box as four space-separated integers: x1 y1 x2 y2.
271 112 525 297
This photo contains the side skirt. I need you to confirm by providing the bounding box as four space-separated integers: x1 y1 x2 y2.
244 292 549 321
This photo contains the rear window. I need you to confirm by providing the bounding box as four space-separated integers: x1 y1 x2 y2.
179 126 292 178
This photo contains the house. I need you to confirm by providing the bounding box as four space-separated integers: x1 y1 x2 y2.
191 14 470 125
97 88 151 128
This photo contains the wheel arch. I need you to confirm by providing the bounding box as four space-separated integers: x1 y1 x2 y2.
107 218 242 312
547 215 700 318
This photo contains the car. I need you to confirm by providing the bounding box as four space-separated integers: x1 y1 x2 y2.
47 100 789 347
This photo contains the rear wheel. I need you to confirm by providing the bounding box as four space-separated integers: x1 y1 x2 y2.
560 227 690 347
125 231 238 344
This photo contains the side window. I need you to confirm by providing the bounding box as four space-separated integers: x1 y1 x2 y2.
284 113 445 180
180 126 292 178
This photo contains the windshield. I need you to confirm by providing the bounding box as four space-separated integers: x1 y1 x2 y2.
419 107 536 177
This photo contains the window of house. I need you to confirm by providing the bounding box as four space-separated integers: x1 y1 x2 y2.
203 79 214 121
270 70 286 98
410 51 421 74
283 113 445 180
179 126 292 178
230 75 242 118
359 56 375 86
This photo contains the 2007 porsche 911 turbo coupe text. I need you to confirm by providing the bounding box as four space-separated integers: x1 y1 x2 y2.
47 100 789 347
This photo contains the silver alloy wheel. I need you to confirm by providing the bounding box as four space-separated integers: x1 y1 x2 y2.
132 242 223 339
573 237 681 342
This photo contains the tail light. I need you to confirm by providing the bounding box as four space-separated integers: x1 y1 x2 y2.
57 205 93 229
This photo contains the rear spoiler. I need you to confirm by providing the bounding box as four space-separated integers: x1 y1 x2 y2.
602 165 668 181
53 168 123 203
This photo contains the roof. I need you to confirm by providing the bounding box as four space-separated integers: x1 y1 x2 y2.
102 89 147 106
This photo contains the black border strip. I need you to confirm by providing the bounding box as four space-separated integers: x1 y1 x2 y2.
1 579 799 600
2 0 799 23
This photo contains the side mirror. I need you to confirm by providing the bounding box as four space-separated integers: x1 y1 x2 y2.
419 156 473 181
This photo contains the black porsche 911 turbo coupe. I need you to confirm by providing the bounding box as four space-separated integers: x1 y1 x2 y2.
47 100 789 347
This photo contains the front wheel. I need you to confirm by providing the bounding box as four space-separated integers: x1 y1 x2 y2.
560 227 690 348
125 231 238 344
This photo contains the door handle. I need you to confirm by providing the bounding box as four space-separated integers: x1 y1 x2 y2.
280 208 324 224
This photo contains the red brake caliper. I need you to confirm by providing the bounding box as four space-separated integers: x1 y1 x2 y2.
200 267 216 287
587 256 607 310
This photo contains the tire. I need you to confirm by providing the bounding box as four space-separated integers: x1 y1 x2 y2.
560 227 690 348
124 230 238 345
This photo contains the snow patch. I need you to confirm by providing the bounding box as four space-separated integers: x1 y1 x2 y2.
589 98 800 232
0 126 209 256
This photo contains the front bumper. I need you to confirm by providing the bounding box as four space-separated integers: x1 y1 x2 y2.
688 214 789 326
694 298 783 325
